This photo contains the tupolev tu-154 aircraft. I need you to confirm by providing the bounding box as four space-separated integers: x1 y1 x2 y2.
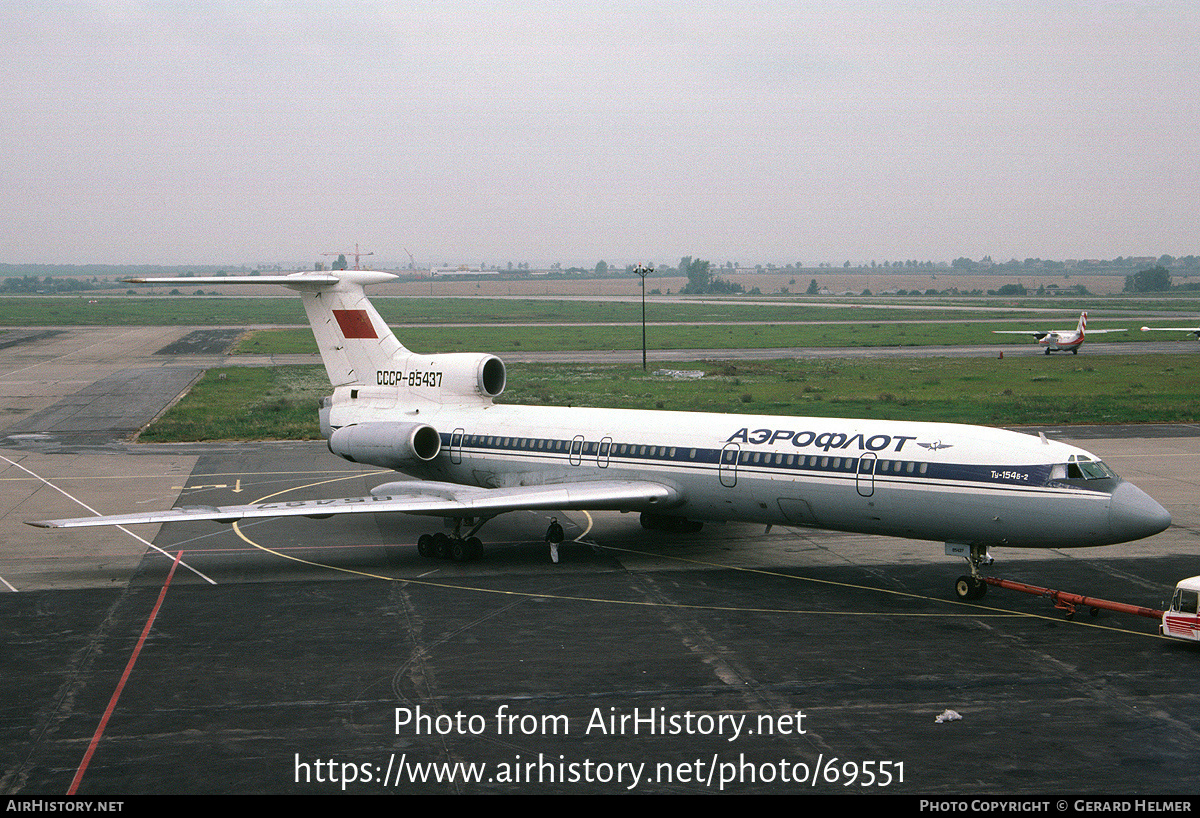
29 271 1171 600
992 311 1125 354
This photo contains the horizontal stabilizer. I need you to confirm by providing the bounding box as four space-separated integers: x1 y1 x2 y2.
123 271 397 287
125 274 338 285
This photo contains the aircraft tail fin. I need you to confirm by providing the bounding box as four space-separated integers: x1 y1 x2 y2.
290 271 409 386
127 271 407 387
125 271 506 415
1078 311 1088 335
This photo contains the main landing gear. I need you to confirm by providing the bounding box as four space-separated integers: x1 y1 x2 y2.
416 516 491 562
953 543 994 601
416 531 484 562
412 516 572 564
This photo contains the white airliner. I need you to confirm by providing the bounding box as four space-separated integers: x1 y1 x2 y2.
992 311 1125 354
29 272 1171 600
1139 324 1200 340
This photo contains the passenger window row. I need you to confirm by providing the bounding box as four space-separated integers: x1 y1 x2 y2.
458 434 931 476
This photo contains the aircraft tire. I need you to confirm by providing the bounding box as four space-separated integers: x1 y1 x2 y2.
450 538 471 562
955 575 986 601
417 534 433 558
955 576 972 599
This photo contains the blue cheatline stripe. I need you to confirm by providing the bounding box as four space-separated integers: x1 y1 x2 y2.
436 432 1112 495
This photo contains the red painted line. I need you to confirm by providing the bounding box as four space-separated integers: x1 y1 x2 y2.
67 550 183 795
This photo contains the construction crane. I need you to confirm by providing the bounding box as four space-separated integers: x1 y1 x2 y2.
323 243 374 271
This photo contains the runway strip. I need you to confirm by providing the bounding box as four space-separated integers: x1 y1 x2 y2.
0 453 216 585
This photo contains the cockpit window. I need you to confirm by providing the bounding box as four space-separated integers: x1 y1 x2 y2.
1078 460 1115 479
1062 454 1118 480
1172 589 1198 615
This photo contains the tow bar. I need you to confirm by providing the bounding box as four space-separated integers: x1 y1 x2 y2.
982 576 1163 622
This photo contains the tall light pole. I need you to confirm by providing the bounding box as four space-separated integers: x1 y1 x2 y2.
634 264 652 370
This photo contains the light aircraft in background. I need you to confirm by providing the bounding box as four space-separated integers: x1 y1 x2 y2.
29 272 1171 600
992 311 1125 355
1139 324 1200 341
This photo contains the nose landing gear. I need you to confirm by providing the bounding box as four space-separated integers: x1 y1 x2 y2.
951 543 994 600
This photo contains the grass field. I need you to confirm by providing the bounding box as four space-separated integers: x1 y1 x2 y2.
4 293 1199 328
506 356 1200 425
20 290 1189 442
137 367 327 442
231 318 1162 354
139 354 1200 442
5 293 1198 353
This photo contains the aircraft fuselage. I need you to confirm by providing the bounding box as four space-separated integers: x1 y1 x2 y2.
358 401 1168 551
34 273 1169 596
1038 331 1083 352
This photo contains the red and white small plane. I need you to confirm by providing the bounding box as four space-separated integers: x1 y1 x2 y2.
1139 323 1200 341
992 311 1125 355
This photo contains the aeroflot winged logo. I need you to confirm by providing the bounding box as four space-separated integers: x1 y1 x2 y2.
917 440 953 451
333 309 378 339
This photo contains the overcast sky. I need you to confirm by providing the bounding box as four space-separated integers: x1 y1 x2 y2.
2 1 1196 269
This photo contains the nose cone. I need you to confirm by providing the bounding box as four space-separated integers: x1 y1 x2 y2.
1109 481 1172 543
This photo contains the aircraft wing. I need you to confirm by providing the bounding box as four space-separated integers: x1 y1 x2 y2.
992 330 1052 339
27 479 682 529
992 329 1126 336
1140 326 1200 335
